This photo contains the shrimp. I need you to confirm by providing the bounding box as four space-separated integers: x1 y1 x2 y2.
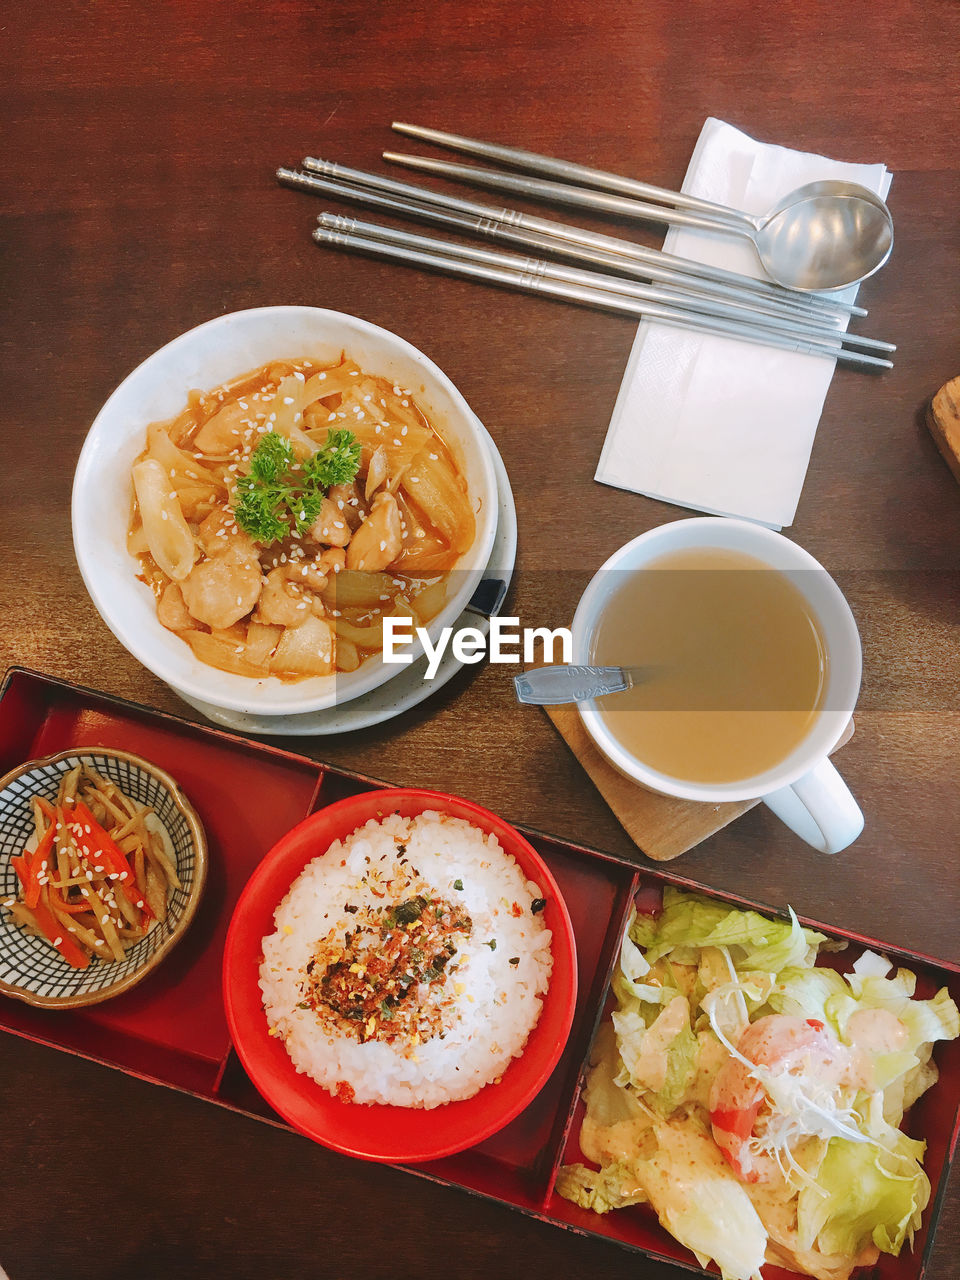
708 1015 853 1183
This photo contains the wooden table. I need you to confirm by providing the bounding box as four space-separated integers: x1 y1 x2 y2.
2 2 959 1276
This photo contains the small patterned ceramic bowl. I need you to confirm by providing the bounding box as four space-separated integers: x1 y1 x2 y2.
0 747 207 1008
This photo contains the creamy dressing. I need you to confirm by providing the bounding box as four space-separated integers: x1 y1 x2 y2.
686 1032 728 1109
618 995 689 1093
841 1008 909 1090
747 1159 881 1280
629 1120 767 1280
581 1113 654 1168
846 1006 907 1052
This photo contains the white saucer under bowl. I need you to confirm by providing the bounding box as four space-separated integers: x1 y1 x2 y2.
173 419 516 736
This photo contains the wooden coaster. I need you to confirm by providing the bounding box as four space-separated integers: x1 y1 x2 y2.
544 703 855 862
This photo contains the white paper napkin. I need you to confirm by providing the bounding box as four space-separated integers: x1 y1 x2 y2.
595 118 892 528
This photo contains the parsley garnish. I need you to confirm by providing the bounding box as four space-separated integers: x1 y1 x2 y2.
232 429 361 545
304 429 363 487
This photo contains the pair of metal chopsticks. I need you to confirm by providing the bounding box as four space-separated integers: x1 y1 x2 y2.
308 213 891 369
312 212 892 352
391 121 753 220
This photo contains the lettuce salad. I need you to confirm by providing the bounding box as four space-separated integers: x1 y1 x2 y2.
557 889 959 1280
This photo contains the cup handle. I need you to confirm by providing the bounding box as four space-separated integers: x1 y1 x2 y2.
762 758 864 855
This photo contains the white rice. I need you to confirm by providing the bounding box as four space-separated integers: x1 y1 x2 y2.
259 810 553 1108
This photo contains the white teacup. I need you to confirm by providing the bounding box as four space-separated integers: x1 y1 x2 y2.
571 517 863 855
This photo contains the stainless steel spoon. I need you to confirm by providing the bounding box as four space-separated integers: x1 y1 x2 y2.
514 666 655 705
386 128 894 292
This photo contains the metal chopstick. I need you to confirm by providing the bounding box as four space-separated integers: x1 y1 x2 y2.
316 212 893 356
296 158 862 319
391 121 748 222
383 149 766 241
279 167 856 330
311 220 892 370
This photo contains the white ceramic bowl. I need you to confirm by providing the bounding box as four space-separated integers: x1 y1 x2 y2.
72 307 499 715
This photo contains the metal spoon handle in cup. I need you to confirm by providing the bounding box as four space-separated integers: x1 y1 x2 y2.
514 665 652 705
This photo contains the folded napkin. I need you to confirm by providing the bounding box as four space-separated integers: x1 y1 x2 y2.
595 118 892 528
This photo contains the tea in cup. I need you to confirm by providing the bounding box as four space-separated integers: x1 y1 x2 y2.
571 518 863 854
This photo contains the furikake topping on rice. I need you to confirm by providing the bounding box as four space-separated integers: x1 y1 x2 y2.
300 891 473 1045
